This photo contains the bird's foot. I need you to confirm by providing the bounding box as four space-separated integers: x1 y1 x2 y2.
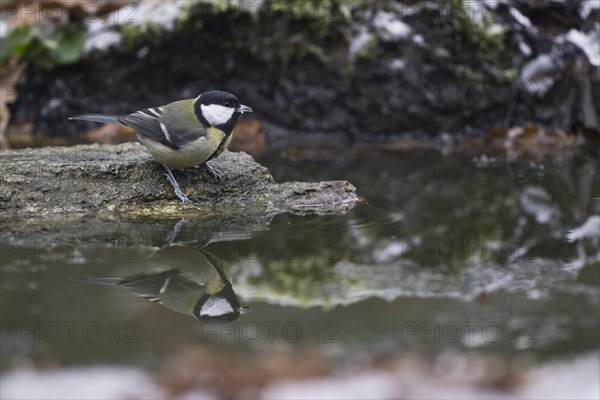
171 184 191 203
163 166 192 203
202 162 224 183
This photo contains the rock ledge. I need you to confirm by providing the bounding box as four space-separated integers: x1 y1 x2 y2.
0 144 361 220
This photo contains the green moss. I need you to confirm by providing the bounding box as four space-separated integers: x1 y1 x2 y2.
119 19 171 49
182 0 359 68
450 0 506 62
119 23 146 49
502 68 519 83
355 35 382 61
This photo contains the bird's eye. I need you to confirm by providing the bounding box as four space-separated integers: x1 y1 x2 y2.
224 101 232 107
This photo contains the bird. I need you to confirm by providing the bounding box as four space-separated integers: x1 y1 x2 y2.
69 90 253 202
73 245 250 322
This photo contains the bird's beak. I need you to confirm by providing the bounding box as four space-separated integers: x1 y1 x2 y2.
237 104 253 114
237 306 251 314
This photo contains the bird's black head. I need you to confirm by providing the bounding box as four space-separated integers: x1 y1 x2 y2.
194 90 252 134
193 281 250 323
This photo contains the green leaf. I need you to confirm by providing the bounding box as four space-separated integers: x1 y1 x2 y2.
47 26 85 66
3 25 35 58
1 24 85 69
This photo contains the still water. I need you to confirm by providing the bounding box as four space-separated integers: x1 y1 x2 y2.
1 145 599 386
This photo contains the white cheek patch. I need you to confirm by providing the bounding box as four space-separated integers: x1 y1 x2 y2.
201 104 235 126
200 296 234 317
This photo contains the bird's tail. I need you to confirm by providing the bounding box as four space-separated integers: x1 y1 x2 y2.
69 277 122 286
68 114 122 125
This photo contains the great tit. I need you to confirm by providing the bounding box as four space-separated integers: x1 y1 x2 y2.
75 245 250 322
69 90 253 202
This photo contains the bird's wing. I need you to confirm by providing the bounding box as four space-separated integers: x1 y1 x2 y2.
160 99 210 145
120 270 201 302
119 270 178 302
201 250 232 282
119 107 182 149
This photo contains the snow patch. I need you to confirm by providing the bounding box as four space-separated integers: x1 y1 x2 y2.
520 55 557 96
261 353 600 400
487 23 505 36
135 0 187 31
412 34 425 46
566 27 600 67
580 1 600 19
349 27 373 57
0 367 172 400
510 7 533 28
373 11 411 40
390 58 406 71
519 41 532 57
85 31 122 53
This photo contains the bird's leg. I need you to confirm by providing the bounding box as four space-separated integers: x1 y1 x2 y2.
163 165 191 203
162 218 189 248
201 161 224 182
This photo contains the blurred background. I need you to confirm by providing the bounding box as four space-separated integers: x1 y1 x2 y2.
1 1 599 399
1 0 599 149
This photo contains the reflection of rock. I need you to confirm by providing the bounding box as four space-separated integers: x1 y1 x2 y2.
225 152 599 308
519 186 560 224
231 257 577 308
76 245 249 322
0 144 360 219
520 55 558 97
567 215 600 242
2 149 597 311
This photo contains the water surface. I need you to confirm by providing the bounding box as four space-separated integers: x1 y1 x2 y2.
1 146 598 388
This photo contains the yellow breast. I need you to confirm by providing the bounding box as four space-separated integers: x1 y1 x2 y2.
137 128 224 168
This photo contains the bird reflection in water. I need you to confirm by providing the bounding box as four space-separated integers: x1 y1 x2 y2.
75 220 250 322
